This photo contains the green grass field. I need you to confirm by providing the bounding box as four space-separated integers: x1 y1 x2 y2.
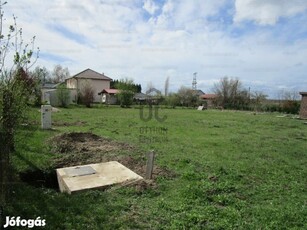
4 106 307 229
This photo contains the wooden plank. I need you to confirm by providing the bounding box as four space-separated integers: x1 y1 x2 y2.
145 151 155 179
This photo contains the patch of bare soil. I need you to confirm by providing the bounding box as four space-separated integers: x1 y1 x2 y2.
52 120 87 127
48 132 176 192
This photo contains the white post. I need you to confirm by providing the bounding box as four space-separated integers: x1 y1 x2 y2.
41 105 52 129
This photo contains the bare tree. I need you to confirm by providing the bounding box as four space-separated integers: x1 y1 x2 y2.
52 64 70 83
279 89 300 114
177 86 198 107
213 77 249 109
251 91 268 111
282 90 299 101
31 66 51 84
146 81 154 93
79 81 94 108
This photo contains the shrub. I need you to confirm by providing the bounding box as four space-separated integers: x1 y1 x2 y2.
56 84 70 108
79 83 94 108
115 78 137 108
282 100 300 114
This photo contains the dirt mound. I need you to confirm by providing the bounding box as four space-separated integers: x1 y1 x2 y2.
48 132 175 192
52 132 100 142
50 132 133 155
52 121 87 127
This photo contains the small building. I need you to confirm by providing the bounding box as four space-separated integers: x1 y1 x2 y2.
146 88 161 97
299 92 307 119
66 69 112 103
41 83 58 104
41 83 77 107
134 92 147 104
146 88 162 104
200 94 217 109
193 89 205 97
98 89 119 104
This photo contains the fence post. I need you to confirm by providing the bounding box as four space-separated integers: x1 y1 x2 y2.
145 150 155 179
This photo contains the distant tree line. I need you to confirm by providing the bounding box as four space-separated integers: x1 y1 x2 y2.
111 79 141 93
18 63 303 114
30 64 70 84
212 77 300 114
25 64 71 106
213 77 250 110
132 77 300 115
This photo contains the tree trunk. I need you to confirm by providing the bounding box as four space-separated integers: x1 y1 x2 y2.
3 90 15 152
0 131 10 206
0 90 14 206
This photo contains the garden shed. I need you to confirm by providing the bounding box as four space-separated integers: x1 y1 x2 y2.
299 92 307 119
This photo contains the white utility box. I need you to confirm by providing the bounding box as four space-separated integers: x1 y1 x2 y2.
41 105 52 129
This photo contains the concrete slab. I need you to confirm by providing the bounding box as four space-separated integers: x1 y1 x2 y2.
56 161 143 194
197 106 204 111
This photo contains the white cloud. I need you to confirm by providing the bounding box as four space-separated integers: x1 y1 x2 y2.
234 0 307 25
143 0 159 15
148 0 227 30
1 0 306 98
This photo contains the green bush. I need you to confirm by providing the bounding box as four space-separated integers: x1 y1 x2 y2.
56 84 70 108
282 100 300 114
117 90 134 108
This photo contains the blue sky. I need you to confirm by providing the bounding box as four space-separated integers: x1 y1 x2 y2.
3 0 307 98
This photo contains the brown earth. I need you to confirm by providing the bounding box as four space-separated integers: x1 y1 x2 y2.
48 132 176 192
52 120 87 127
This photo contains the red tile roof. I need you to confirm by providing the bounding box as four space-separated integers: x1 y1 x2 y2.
200 94 217 99
100 89 120 94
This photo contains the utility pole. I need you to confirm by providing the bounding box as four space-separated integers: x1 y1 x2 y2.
192 72 197 90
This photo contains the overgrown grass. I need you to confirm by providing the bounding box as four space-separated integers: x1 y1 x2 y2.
4 106 307 229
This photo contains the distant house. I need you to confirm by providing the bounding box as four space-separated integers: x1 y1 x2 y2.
134 92 147 104
41 82 77 106
299 92 307 119
146 88 161 97
98 89 149 105
200 94 217 108
41 83 58 105
66 68 112 103
193 89 205 97
145 88 162 104
98 89 120 104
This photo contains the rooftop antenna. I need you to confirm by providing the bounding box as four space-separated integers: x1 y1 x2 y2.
192 72 197 90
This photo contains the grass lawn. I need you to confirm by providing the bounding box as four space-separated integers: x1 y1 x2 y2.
4 105 307 229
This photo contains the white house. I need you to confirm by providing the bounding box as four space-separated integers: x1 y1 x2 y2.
66 68 112 103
